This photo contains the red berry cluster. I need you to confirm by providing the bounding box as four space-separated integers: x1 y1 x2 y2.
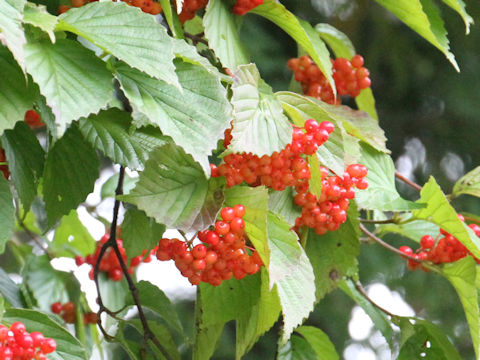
232 0 263 15
400 215 480 271
0 149 8 180
50 302 97 325
0 322 56 360
24 110 44 129
156 205 263 286
178 0 208 23
212 119 334 191
58 0 162 15
294 164 368 235
76 233 154 282
287 55 371 104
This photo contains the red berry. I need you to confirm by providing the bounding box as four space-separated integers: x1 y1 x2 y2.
220 207 235 221
10 322 26 336
40 338 57 354
51 302 62 314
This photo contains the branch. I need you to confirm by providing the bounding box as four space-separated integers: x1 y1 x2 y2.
184 31 208 46
395 171 422 192
359 224 424 263
358 218 398 224
93 167 173 360
355 281 397 318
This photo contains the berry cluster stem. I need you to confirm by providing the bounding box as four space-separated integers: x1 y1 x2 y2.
93 167 173 360
394 171 422 192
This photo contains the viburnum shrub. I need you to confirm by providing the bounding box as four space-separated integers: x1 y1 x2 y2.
0 0 478 359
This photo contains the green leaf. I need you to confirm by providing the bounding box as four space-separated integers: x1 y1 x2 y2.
355 144 423 211
277 334 317 360
354 89 378 121
0 0 26 70
159 0 184 39
3 308 88 360
377 216 439 242
228 64 292 156
0 268 23 308
98 272 128 313
24 255 70 311
125 281 183 335
236 269 281 360
339 279 395 348
51 210 96 257
397 317 462 360
441 0 473 34
374 0 458 70
252 0 335 93
442 256 480 359
25 39 114 135
0 176 15 255
115 60 231 175
101 172 138 199
295 326 339 360
57 2 178 87
2 122 45 211
267 212 315 343
307 154 323 198
413 176 480 258
121 207 165 259
306 206 360 300
43 125 99 228
23 3 58 42
203 0 249 70
0 47 36 134
314 23 355 59
452 166 480 198
225 186 269 266
277 91 379 156
120 143 225 232
268 188 301 226
79 109 168 170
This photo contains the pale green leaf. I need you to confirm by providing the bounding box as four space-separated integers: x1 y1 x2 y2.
2 122 44 211
51 210 96 257
453 166 480 199
3 308 88 360
25 39 114 135
236 269 281 360
442 256 480 359
0 268 23 307
295 326 339 360
375 0 458 70
377 216 439 243
267 212 315 343
413 176 480 258
120 144 225 232
252 0 335 92
0 176 14 254
58 2 178 87
115 60 231 175
0 0 26 70
43 125 99 228
314 23 355 59
225 186 269 266
79 109 168 170
228 64 292 156
121 207 165 259
307 154 323 198
441 0 473 34
356 144 423 211
268 188 301 226
0 47 36 134
203 0 249 70
23 3 57 42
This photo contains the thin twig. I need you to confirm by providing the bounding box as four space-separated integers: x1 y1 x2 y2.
93 167 173 360
395 171 422 192
184 31 208 46
355 281 397 318
358 218 398 224
359 224 424 263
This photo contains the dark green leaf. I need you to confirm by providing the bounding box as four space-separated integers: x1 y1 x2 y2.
277 334 317 360
121 208 165 259
267 213 315 342
115 60 231 175
228 64 292 156
0 268 23 308
295 326 339 360
0 175 15 254
2 122 45 211
268 187 301 226
43 125 99 228
120 143 224 232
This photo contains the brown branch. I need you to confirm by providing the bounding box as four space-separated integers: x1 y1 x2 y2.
359 224 425 263
355 281 397 318
184 31 208 46
395 171 422 192
358 218 398 224
93 167 173 360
